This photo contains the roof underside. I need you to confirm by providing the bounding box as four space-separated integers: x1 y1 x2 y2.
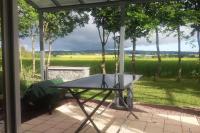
27 0 154 12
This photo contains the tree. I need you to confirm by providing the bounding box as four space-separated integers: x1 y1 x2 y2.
144 2 174 80
18 0 38 77
43 10 89 67
126 4 152 73
185 0 200 82
108 9 121 74
145 3 162 80
164 1 188 82
91 7 121 74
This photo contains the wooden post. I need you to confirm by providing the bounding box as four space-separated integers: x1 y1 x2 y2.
119 2 125 76
1 0 21 132
114 0 126 108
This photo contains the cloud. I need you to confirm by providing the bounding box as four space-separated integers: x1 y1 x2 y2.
20 19 198 52
52 20 101 51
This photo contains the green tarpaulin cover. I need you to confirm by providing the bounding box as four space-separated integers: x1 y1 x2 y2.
23 78 64 110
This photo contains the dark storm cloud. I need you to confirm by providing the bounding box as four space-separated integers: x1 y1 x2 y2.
20 20 197 52
52 21 119 51
52 22 101 51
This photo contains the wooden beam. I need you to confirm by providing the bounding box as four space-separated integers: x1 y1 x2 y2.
2 0 21 132
27 0 172 12
51 0 61 6
25 0 39 10
78 0 84 4
39 1 122 12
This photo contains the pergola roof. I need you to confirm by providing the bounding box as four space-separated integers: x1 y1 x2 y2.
27 0 122 11
26 0 153 12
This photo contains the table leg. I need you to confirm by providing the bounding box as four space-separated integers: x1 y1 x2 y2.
69 89 112 133
118 92 138 119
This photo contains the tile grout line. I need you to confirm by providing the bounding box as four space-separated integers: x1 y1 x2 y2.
163 118 166 133
143 113 152 132
162 110 168 132
180 114 183 133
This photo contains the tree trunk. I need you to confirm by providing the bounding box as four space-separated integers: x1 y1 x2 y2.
155 27 161 81
132 38 136 74
197 30 200 83
102 43 106 74
177 26 182 82
47 40 52 67
113 33 119 74
100 27 106 74
31 33 36 77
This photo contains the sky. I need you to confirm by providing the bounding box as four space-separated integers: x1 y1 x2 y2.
20 17 198 52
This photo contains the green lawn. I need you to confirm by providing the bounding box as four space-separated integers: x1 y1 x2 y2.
134 78 200 108
81 77 200 108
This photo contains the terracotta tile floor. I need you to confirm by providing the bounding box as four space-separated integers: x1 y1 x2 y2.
20 101 200 133
0 101 199 133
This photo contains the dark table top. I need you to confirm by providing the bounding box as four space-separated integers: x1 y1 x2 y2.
52 74 142 91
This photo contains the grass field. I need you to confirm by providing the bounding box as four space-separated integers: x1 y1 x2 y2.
134 78 200 107
22 55 199 78
0 55 200 108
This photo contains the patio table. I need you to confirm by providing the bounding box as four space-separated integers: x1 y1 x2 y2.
52 74 141 133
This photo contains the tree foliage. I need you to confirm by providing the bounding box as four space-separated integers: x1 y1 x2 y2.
91 7 121 34
91 7 120 74
185 0 200 29
43 10 89 43
165 1 189 31
185 0 200 82
18 0 38 38
126 4 152 41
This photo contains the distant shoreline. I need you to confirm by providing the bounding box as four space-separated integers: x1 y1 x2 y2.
36 50 198 56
